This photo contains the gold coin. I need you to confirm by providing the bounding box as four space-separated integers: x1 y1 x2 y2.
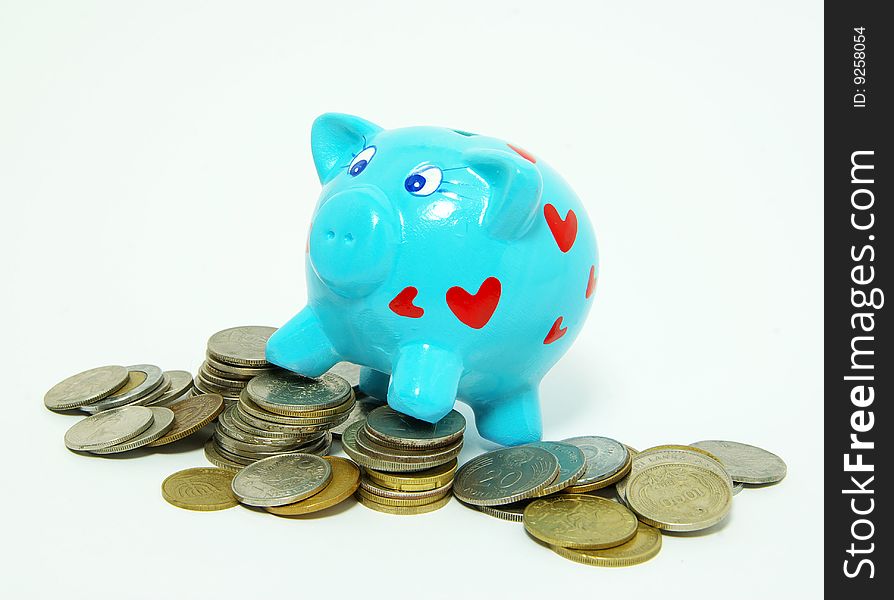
359 476 452 501
161 467 237 511
565 454 632 493
266 457 361 516
617 448 732 502
551 521 662 567
149 393 224 446
626 463 732 531
524 494 638 550
365 460 458 492
355 491 451 515
356 485 451 507
640 444 723 464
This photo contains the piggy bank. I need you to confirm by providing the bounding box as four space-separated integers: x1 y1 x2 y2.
266 113 598 445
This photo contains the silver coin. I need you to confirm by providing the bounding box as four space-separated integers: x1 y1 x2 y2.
526 441 587 496
150 370 195 405
125 373 172 407
238 391 352 426
214 429 303 455
218 405 298 445
197 369 245 392
193 375 238 399
91 407 175 454
204 438 245 471
355 427 463 465
213 441 254 466
327 361 362 387
202 360 253 381
228 407 309 440
290 432 332 457
235 402 333 434
690 440 787 484
207 326 276 367
231 453 332 507
475 501 530 522
453 446 560 506
205 354 274 377
330 397 382 436
364 406 466 449
64 406 154 451
562 436 629 486
200 364 250 388
82 364 164 413
246 371 352 413
44 365 129 411
341 421 456 472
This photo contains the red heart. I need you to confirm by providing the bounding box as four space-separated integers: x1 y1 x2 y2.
507 143 537 164
389 286 424 318
544 203 577 253
586 265 596 299
446 277 501 329
543 316 567 345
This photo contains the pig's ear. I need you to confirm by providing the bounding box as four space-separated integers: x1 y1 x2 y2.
311 113 383 185
463 148 543 240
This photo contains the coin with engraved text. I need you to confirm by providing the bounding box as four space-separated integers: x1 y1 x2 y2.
231 453 332 507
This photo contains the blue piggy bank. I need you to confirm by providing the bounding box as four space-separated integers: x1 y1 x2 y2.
266 113 598 445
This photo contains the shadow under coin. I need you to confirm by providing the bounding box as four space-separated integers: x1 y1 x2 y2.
659 512 733 538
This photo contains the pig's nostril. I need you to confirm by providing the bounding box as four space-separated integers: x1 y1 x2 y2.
326 230 336 240
344 233 354 243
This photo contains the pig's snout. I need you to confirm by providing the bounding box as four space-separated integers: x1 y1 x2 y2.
309 186 398 297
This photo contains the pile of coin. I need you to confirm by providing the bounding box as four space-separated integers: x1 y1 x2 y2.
43 340 788 568
163 454 362 517
44 364 194 414
455 437 786 567
195 326 278 404
64 405 173 454
204 369 354 469
453 437 629 521
61 392 225 455
342 406 464 515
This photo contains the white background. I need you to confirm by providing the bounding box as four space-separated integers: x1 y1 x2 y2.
0 2 822 598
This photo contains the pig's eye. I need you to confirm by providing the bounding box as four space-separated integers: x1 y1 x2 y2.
348 146 376 177
404 166 443 196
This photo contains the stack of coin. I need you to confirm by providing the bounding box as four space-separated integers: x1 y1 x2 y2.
44 364 195 414
163 456 364 516
204 370 353 469
343 406 464 515
454 445 562 517
456 436 786 567
64 405 176 454
454 437 629 521
195 326 278 404
452 441 664 567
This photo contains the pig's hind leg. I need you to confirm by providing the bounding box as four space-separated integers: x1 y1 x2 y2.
469 387 542 446
265 306 339 377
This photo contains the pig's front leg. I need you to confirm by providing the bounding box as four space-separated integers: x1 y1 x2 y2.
265 307 339 377
387 343 463 423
